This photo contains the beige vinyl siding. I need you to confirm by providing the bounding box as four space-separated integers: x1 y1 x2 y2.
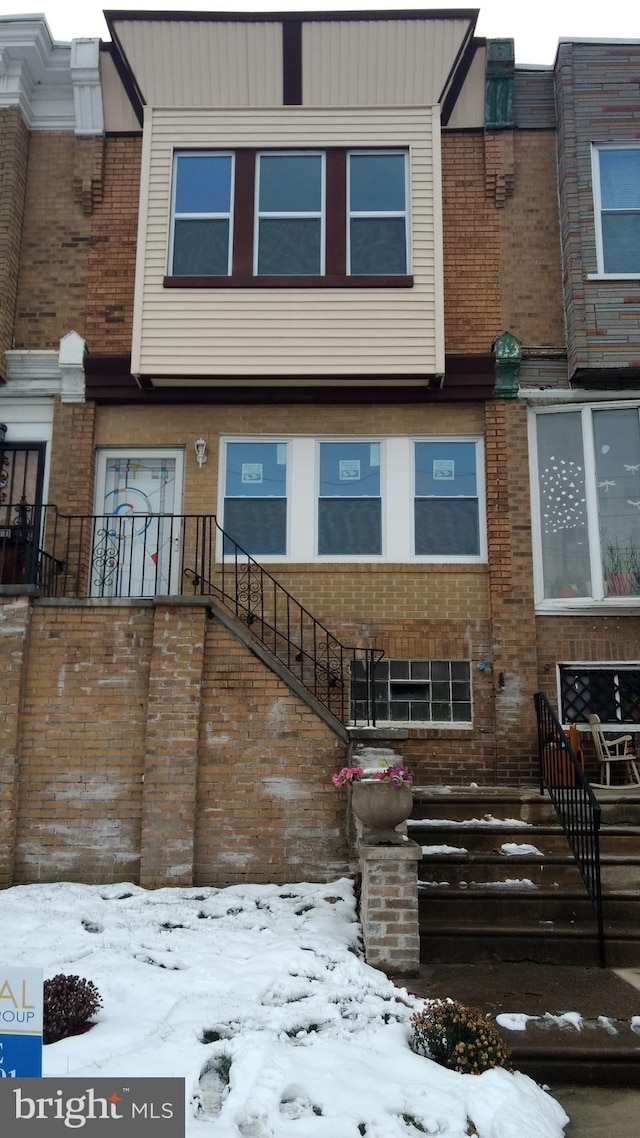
132 106 443 381
100 52 141 133
109 19 282 107
302 19 473 107
445 45 486 129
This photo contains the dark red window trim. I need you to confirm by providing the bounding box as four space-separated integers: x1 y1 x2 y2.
166 149 412 289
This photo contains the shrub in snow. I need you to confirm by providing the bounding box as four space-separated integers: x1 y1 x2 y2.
43 974 102 1044
409 999 511 1075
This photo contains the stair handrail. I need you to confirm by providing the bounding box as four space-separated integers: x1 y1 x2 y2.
534 692 605 968
183 515 385 727
0 504 384 727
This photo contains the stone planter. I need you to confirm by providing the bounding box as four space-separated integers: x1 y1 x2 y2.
351 779 413 845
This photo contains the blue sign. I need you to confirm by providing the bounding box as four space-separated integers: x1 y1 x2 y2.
0 969 43 1078
0 1034 42 1078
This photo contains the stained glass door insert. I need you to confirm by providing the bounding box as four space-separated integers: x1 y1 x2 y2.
93 454 182 597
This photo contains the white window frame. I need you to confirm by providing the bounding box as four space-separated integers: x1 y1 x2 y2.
529 401 640 610
168 151 235 276
412 437 485 561
219 436 486 564
557 661 640 733
254 151 326 276
591 144 640 279
346 149 410 276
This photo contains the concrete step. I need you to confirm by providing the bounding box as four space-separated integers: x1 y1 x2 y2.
418 887 640 924
413 822 640 856
412 786 640 826
418 851 640 889
398 963 640 1086
418 920 640 966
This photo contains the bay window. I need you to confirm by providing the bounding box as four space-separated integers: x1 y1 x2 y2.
167 148 411 285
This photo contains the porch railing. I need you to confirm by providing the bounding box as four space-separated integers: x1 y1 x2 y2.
534 691 605 968
0 505 384 728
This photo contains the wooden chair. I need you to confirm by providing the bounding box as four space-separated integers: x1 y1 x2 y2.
587 714 640 787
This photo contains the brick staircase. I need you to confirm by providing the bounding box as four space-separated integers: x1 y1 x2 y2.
411 787 640 967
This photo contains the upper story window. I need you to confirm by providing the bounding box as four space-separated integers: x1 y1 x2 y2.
167 149 412 288
532 404 640 605
593 146 640 275
170 153 234 276
256 153 324 276
348 152 408 275
220 436 485 563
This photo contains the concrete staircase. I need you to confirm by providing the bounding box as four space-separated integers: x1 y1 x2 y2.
411 787 640 967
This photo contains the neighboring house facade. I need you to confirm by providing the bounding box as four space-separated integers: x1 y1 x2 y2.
1 9 638 887
531 40 640 740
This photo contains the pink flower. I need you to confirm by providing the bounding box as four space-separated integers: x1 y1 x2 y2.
332 766 364 788
373 764 411 787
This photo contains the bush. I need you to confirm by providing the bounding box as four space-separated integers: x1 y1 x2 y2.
409 999 511 1075
44 974 103 1044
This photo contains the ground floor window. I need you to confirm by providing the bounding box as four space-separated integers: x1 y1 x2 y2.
533 403 640 604
351 658 472 725
220 436 486 563
559 664 640 729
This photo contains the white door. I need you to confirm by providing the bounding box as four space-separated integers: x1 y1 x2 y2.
93 451 184 597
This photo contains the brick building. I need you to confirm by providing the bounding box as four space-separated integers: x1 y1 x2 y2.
1 10 639 888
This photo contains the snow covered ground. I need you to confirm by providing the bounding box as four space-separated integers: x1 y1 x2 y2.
0 880 569 1137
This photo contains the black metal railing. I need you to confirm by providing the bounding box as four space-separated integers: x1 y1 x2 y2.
534 692 605 968
0 505 383 727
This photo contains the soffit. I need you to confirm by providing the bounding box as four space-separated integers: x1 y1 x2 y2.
106 12 478 110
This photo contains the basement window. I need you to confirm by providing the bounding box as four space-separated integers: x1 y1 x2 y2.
351 658 472 725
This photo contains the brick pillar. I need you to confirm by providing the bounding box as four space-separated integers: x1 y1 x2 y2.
485 399 539 781
0 593 34 885
140 599 208 888
359 841 422 976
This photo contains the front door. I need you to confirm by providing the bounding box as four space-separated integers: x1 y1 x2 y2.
0 442 46 586
93 451 184 597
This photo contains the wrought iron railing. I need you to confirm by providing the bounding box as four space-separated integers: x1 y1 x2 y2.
0 505 383 727
534 692 605 968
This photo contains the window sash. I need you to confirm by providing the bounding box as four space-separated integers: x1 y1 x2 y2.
255 152 325 276
593 146 640 275
347 151 409 275
170 152 234 276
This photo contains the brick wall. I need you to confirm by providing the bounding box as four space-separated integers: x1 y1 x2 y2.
0 595 351 887
13 601 152 883
442 133 502 352
12 134 103 349
0 108 29 378
0 596 32 886
485 399 540 781
84 136 141 354
500 133 564 349
194 617 347 884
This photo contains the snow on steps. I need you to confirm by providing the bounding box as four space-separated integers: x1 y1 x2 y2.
413 787 640 967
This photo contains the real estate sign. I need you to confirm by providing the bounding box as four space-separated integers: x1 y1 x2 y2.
0 968 43 1077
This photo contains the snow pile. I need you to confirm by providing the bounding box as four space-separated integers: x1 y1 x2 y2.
500 843 544 857
0 880 569 1137
408 816 533 829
